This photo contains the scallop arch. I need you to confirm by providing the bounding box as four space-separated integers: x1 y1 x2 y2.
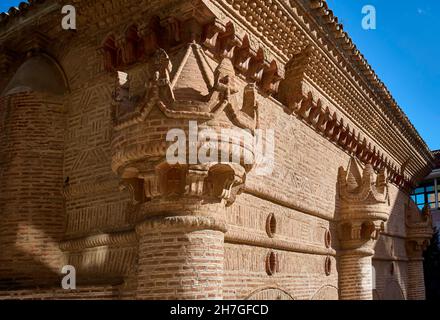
311 285 339 300
245 286 295 300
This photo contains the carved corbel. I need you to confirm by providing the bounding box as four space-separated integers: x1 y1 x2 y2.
278 45 313 111
260 61 282 96
205 163 246 205
247 49 265 83
100 35 120 71
116 26 143 65
216 23 242 59
185 166 209 197
233 36 252 74
143 170 161 199
166 17 182 46
203 19 226 49
138 16 162 56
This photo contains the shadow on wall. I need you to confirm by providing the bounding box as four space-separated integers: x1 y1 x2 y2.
424 228 440 300
0 53 69 290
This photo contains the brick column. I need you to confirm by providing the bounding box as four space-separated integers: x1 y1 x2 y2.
116 164 244 300
406 252 426 300
337 161 389 300
405 204 433 300
136 216 225 299
339 253 373 300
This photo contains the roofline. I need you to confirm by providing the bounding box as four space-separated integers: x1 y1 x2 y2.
305 0 431 157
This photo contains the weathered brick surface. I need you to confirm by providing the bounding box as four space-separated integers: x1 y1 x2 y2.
136 221 224 300
0 93 66 289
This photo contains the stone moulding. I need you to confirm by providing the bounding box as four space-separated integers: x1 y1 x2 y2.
111 141 168 174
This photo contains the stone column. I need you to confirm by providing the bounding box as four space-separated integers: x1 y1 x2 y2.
405 204 433 300
337 160 389 300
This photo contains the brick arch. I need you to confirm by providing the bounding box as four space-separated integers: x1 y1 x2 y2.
245 287 295 300
311 285 339 300
1 53 68 97
0 52 68 289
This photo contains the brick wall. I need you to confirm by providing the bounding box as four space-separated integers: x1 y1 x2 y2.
0 0 428 300
0 93 66 289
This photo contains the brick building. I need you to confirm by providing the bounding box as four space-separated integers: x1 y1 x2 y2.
411 150 440 232
0 0 435 300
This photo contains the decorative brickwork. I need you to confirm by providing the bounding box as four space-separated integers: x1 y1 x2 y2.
0 0 434 300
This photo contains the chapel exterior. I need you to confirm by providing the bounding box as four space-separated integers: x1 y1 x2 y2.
0 0 435 300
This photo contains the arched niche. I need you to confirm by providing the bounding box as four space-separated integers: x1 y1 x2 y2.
0 52 68 289
1 53 68 97
246 287 295 300
311 285 339 300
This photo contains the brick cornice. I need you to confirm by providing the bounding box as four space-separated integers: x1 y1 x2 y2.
1 0 433 185
209 0 434 185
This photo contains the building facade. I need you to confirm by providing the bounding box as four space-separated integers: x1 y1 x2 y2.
411 150 440 232
0 0 435 300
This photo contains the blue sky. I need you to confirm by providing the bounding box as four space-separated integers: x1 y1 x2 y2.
1 1 439 150
326 0 440 151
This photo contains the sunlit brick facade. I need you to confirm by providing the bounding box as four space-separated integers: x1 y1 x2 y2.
0 0 435 300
